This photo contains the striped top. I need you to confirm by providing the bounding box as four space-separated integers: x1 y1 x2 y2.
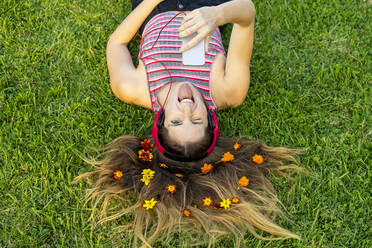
139 12 225 113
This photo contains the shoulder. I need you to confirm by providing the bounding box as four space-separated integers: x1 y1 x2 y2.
109 61 152 109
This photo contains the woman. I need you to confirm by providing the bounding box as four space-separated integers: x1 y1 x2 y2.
77 0 304 247
107 0 254 153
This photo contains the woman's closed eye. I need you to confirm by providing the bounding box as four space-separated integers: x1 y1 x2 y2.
192 118 202 124
171 120 182 126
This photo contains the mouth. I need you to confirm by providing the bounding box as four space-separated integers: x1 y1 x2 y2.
178 83 194 103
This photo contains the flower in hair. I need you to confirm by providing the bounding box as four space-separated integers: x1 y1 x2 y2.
201 163 213 174
113 170 123 180
213 203 223 209
203 197 213 206
231 197 240 204
141 139 153 151
221 152 234 162
252 154 264 165
158 163 168 169
175 173 184 178
238 176 249 188
220 199 231 210
138 149 153 161
166 184 176 194
143 198 157 210
233 142 241 151
182 209 191 218
141 169 155 186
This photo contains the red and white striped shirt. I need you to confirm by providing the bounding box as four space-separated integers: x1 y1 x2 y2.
139 12 225 113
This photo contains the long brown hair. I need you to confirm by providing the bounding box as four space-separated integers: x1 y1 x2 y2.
75 134 306 247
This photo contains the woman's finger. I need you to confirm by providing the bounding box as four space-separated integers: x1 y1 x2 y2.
180 30 209 53
179 23 202 38
178 18 195 32
204 35 211 52
181 11 195 24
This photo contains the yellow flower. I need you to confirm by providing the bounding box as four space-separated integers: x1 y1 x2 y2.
141 169 155 186
166 184 176 194
221 152 234 162
233 142 241 151
201 163 213 174
142 169 155 178
252 154 264 165
238 176 249 187
143 198 157 210
141 177 151 185
113 170 123 180
175 173 184 178
220 199 231 210
203 197 213 206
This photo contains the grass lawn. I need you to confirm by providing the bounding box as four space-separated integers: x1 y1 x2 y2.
1 0 371 247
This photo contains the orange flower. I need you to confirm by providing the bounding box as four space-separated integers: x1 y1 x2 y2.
233 142 241 151
203 197 213 206
113 170 123 180
238 176 249 187
140 139 153 151
182 209 191 218
175 173 184 178
166 184 176 194
252 154 264 165
221 152 234 162
138 149 153 161
231 197 240 204
158 163 168 169
201 163 213 174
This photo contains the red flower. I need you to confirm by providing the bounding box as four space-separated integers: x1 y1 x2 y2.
141 139 153 151
213 203 223 210
166 184 176 194
113 170 123 180
138 149 153 161
182 209 191 218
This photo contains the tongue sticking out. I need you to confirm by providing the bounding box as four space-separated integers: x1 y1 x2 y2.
178 84 194 103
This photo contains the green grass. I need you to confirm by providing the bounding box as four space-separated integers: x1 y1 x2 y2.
0 0 371 247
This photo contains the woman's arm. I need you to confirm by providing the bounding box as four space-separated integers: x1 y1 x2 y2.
179 0 255 109
107 0 163 108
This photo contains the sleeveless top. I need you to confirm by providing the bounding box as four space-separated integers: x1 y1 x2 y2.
130 0 229 34
138 12 225 113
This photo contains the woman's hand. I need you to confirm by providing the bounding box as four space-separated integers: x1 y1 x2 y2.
145 0 164 4
178 6 222 52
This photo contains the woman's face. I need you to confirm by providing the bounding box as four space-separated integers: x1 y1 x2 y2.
160 82 209 145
